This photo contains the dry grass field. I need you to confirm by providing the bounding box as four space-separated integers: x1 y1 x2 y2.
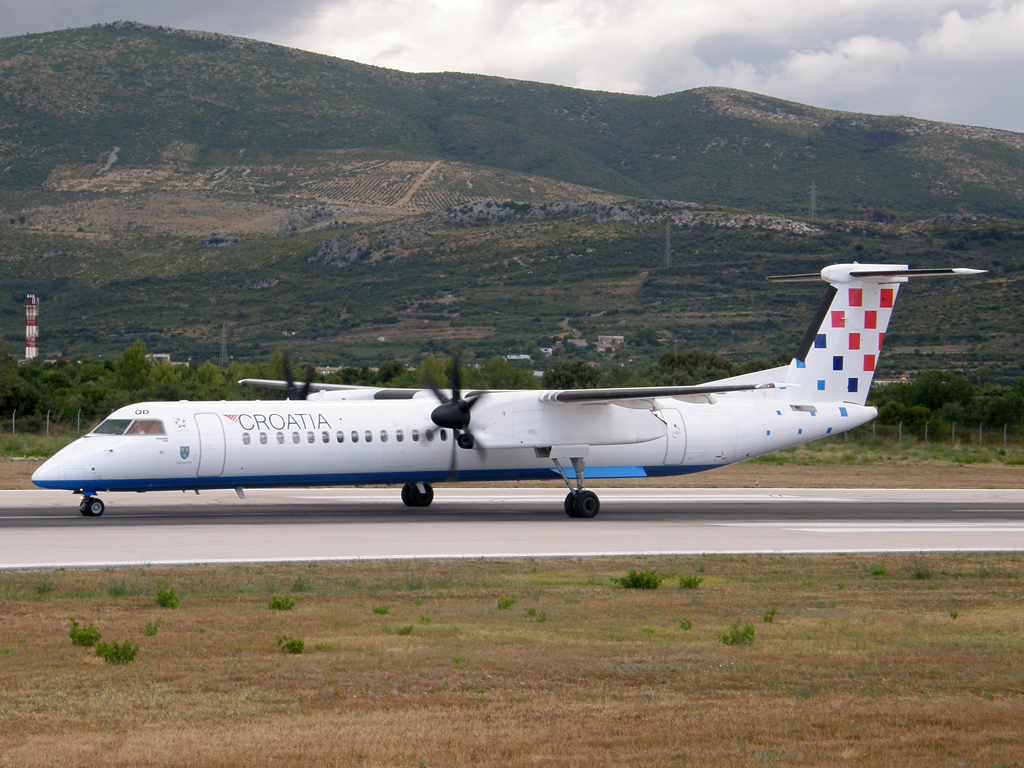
2 554 1023 766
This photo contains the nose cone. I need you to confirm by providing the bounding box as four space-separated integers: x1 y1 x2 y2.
32 456 63 487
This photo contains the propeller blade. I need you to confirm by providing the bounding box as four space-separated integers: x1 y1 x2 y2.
282 353 298 400
449 351 462 402
422 372 450 404
300 363 315 399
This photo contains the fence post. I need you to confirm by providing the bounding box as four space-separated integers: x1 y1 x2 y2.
1004 423 1008 448
10 409 14 436
77 410 81 436
899 422 903 442
46 410 50 437
925 422 928 443
952 422 956 445
979 423 983 446
872 422 876 440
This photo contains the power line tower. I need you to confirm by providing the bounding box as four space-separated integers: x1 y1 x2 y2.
810 181 817 222
218 324 228 368
664 221 672 268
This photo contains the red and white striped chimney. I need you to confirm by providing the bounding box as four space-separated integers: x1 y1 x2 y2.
25 294 38 361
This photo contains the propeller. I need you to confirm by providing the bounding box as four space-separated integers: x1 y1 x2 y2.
423 352 486 479
282 353 315 400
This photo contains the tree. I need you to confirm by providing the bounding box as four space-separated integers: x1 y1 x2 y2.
118 340 151 392
542 360 601 389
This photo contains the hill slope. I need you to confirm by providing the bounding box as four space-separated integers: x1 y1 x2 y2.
1 22 1023 222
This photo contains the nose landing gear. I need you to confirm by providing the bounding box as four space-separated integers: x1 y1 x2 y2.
78 496 105 517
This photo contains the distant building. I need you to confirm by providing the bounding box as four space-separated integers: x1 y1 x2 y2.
597 335 624 345
146 353 189 367
506 354 531 361
538 347 553 358
567 339 587 348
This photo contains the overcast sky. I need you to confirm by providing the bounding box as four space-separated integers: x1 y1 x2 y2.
2 0 1023 132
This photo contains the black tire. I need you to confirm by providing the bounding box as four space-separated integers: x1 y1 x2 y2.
416 483 434 507
564 492 578 518
401 484 413 507
572 490 600 519
83 498 105 517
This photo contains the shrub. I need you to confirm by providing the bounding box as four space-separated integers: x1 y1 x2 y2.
950 610 959 620
268 594 295 611
613 570 663 589
155 586 179 609
680 619 692 630
290 576 309 592
763 607 777 624
871 567 887 577
372 605 389 615
525 608 536 618
720 624 755 647
419 616 431 625
536 611 547 624
396 626 413 636
679 575 704 590
142 619 162 637
912 564 933 580
68 619 101 647
96 639 139 664
275 635 304 654
497 596 516 610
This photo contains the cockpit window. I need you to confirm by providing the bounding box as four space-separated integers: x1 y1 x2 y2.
126 420 166 435
91 419 133 435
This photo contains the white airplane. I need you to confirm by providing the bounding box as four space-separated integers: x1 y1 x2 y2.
33 263 984 518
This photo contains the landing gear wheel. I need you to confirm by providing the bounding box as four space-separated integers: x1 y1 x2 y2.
564 492 578 518
571 490 600 519
402 483 434 508
80 497 105 517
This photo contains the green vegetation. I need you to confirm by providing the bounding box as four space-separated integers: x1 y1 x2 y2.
95 639 139 664
763 607 777 624
613 570 664 590
679 575 704 589
720 623 755 647
275 635 304 654
154 586 179 609
67 619 101 647
496 596 516 610
372 605 389 615
268 594 296 611
142 619 162 637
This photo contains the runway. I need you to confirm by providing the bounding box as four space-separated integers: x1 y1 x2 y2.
3 487 1024 569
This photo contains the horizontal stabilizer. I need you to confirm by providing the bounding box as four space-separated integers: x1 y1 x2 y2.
767 266 987 283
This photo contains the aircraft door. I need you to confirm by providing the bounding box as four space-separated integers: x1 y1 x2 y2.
194 413 226 477
662 409 686 464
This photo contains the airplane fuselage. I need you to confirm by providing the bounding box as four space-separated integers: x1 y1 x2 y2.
33 389 874 495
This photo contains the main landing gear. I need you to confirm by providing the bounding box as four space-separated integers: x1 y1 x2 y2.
553 457 600 519
78 496 105 517
401 482 434 508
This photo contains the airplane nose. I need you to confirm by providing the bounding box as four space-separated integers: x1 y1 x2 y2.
32 456 63 486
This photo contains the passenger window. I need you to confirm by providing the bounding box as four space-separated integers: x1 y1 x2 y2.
292 432 300 444
351 431 359 443
126 419 166 436
395 429 404 442
276 432 284 444
260 432 268 445
411 429 419 442
322 431 329 444
439 429 447 441
365 430 373 443
380 430 388 442
307 431 314 444
242 433 251 445
336 431 345 443
425 429 434 442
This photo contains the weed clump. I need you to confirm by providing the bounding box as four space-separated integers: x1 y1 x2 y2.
763 607 777 623
275 635 304 654
372 605 389 615
679 574 704 589
614 570 663 590
497 596 516 610
68 619 101 647
268 594 296 611
680 619 692 630
396 625 413 636
720 624 755 647
96 639 139 664
155 586 179 609
142 619 162 637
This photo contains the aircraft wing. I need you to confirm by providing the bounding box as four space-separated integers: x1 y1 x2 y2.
538 382 782 404
238 378 377 393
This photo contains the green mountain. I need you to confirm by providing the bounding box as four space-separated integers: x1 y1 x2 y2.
1 24 1023 385
1 21 1023 221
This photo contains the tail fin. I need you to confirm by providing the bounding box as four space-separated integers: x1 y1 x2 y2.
768 264 985 406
